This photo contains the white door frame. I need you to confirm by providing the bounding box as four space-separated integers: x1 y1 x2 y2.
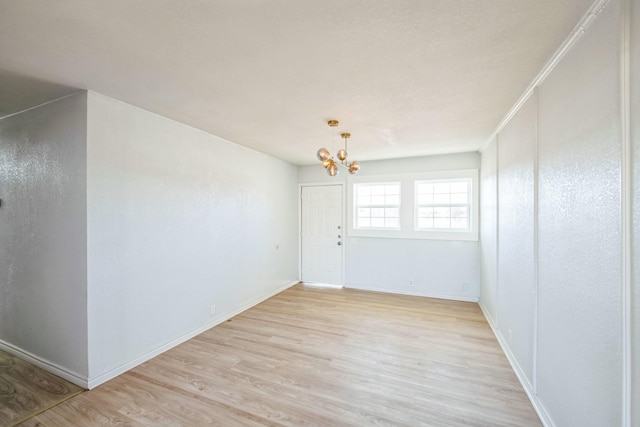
298 182 346 286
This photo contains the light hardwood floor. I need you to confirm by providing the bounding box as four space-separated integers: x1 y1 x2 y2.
18 285 541 426
0 350 83 426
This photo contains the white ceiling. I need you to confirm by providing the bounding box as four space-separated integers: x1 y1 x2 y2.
0 0 594 165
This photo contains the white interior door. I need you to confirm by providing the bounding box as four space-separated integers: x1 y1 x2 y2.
301 185 343 285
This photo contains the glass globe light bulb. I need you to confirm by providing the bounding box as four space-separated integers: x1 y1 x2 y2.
327 162 339 176
317 148 331 162
337 148 347 161
322 159 333 169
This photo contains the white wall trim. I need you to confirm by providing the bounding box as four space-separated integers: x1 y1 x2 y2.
0 339 88 389
620 0 632 424
479 0 611 154
346 283 478 303
86 280 299 389
479 302 554 427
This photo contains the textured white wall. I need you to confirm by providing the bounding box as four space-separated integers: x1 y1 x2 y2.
480 1 628 425
86 92 298 384
299 153 480 301
496 93 537 386
0 93 88 379
537 2 622 424
479 138 498 320
631 0 640 423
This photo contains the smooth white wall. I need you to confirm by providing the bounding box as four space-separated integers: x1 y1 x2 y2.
480 0 629 425
299 152 480 301
86 92 298 385
0 93 88 380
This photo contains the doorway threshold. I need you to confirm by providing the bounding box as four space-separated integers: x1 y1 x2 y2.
302 282 344 289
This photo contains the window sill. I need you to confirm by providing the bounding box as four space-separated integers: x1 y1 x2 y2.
349 229 478 241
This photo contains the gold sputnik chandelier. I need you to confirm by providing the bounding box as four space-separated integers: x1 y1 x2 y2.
316 120 360 176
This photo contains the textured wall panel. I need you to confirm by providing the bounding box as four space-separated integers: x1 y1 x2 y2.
0 93 88 376
497 93 537 385
537 1 622 425
631 0 640 422
86 92 299 380
480 139 498 321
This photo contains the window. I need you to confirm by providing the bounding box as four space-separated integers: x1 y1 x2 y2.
415 179 471 231
354 182 400 229
348 169 478 241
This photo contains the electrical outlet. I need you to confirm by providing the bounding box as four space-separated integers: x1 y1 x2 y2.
210 304 216 317
409 280 413 287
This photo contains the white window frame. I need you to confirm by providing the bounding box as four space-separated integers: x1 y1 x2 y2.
353 182 401 230
414 178 472 231
347 169 478 241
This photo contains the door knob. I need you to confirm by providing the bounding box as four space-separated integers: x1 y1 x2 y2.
337 241 342 246
338 234 342 238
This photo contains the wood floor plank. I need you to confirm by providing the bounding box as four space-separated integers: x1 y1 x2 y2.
0 350 83 427
18 285 541 426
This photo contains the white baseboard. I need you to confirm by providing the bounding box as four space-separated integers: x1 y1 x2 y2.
345 283 479 303
478 302 554 427
87 280 299 389
0 339 88 388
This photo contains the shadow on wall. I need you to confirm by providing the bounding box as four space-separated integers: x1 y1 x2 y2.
0 69 80 118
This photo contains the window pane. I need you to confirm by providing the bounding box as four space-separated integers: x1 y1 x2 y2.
371 195 385 205
371 208 385 218
433 207 451 218
371 185 385 196
450 182 468 193
385 184 400 195
450 193 468 204
413 178 473 232
434 218 450 228
433 182 450 193
358 218 371 227
386 195 400 205
357 195 370 206
417 218 433 229
417 182 434 194
371 218 385 227
451 218 468 229
451 207 468 218
358 186 371 196
418 207 433 218
433 194 450 204
385 218 399 228
354 182 402 230
417 194 433 205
